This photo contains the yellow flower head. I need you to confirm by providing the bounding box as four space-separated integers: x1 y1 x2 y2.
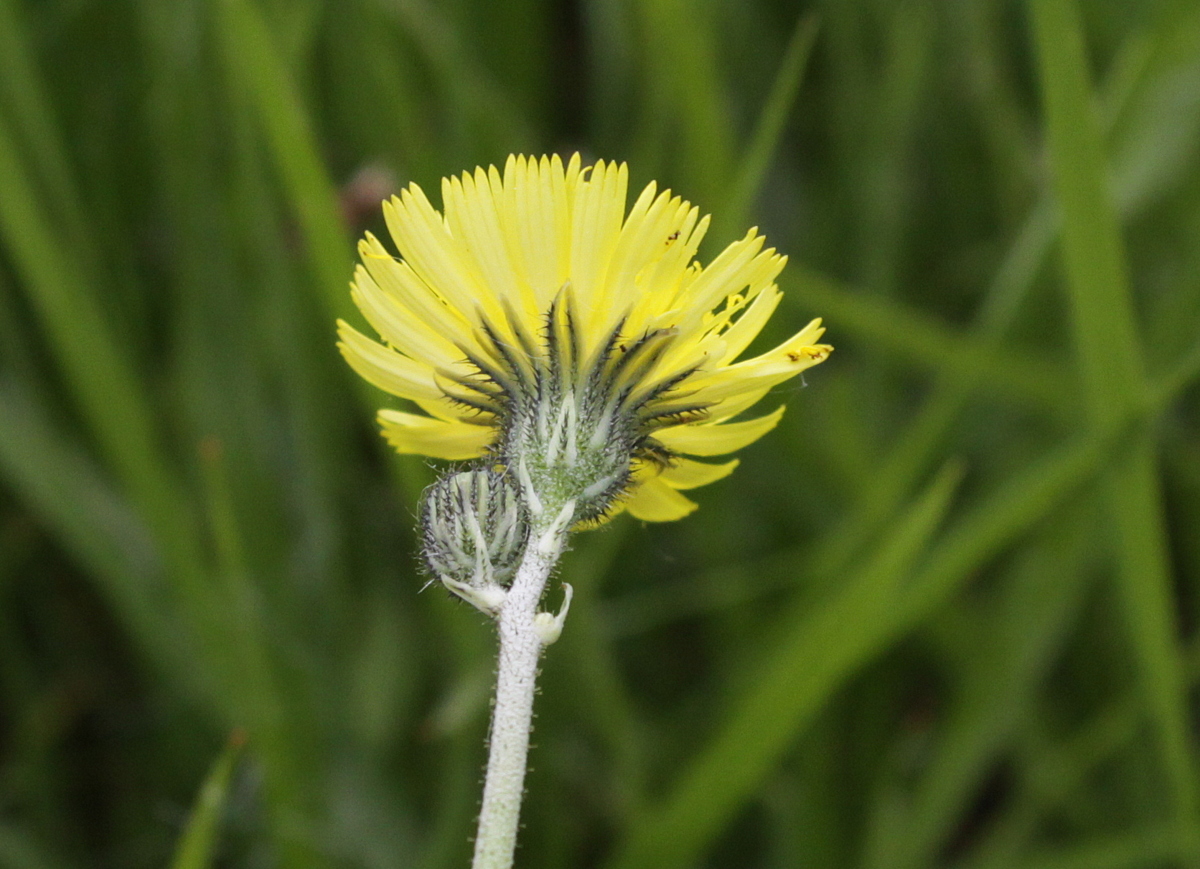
339 154 831 523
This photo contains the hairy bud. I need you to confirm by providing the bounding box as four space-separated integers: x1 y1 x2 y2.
420 468 530 614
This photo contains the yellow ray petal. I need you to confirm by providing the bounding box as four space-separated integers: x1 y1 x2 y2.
488 159 545 320
413 395 486 424
655 406 786 456
686 321 832 404
673 229 765 313
659 458 740 490
687 359 821 405
708 385 773 421
504 155 568 307
556 154 581 296
671 251 786 350
715 284 783 365
639 203 705 307
604 181 660 278
337 321 442 401
358 235 476 345
587 180 661 330
568 160 627 327
600 187 697 322
350 266 465 371
378 410 494 460
726 318 830 374
624 476 698 521
384 186 503 327
442 167 534 318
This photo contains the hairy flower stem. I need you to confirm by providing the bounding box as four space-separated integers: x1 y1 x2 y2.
471 528 565 869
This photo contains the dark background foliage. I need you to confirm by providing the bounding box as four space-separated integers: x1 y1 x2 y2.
1 0 1199 867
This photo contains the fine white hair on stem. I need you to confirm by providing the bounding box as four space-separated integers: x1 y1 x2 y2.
470 524 567 869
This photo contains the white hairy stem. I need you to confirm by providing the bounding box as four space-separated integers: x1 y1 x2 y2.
471 528 566 869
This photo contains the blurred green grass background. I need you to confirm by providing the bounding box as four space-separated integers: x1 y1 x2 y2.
2 0 1200 867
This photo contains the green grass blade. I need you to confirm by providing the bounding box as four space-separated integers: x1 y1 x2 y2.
0 107 210 626
0 380 163 643
0 118 152 519
383 0 532 155
1030 0 1200 855
1030 0 1142 411
968 632 1200 869
196 439 331 869
1152 328 1200 409
861 512 1095 869
962 691 1143 869
717 12 819 237
852 1 933 299
621 23 1200 637
1018 824 1195 869
1109 4 1200 216
550 526 649 811
212 0 432 509
169 732 247 869
786 265 1075 416
634 0 735 204
214 0 353 322
606 462 963 869
0 825 68 869
0 0 90 256
608 420 1119 869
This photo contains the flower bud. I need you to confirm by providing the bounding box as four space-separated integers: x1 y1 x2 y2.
420 468 530 613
